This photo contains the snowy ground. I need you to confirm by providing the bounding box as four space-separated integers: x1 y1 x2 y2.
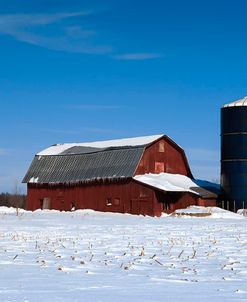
0 207 247 302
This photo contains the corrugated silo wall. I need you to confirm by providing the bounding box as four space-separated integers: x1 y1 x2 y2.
221 106 247 210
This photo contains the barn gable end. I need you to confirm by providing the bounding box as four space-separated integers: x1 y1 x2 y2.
135 136 193 177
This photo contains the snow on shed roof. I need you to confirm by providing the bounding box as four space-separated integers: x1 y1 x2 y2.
37 134 164 156
223 96 247 108
134 173 219 198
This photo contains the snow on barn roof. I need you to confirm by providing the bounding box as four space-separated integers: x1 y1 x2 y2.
37 134 164 156
223 96 247 107
134 173 219 198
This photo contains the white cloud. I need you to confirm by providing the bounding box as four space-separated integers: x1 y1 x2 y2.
67 104 121 110
64 26 96 38
186 148 220 162
38 129 80 135
38 126 121 135
112 53 163 60
191 164 220 183
0 174 26 193
0 148 8 156
185 147 220 182
0 12 88 29
79 127 122 134
0 12 163 58
0 12 112 54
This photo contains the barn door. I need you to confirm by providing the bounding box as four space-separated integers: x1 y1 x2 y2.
131 199 140 215
57 189 65 211
139 200 150 216
131 199 151 216
56 196 65 211
41 198 51 210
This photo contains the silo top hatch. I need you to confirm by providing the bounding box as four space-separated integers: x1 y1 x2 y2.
223 96 247 107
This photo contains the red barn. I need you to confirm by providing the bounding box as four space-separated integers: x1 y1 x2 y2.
23 134 218 216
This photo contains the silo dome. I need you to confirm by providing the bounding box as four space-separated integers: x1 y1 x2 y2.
221 96 247 211
224 96 247 107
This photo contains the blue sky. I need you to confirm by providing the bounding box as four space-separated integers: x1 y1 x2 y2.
0 0 247 192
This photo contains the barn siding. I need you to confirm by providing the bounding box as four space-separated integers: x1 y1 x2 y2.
27 180 157 216
135 138 190 176
152 190 216 216
27 181 216 217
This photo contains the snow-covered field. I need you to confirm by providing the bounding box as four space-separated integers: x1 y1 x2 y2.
0 207 247 302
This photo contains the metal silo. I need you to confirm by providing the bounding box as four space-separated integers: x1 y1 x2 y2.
221 96 247 211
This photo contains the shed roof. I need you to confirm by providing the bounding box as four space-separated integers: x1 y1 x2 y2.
134 173 219 198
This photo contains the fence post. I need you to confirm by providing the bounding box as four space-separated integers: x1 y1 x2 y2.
227 201 229 211
234 200 236 213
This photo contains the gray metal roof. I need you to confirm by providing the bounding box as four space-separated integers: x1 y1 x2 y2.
23 146 145 184
60 146 106 155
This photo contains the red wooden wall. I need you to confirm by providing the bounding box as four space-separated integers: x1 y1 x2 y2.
27 180 216 217
135 138 191 177
27 180 157 216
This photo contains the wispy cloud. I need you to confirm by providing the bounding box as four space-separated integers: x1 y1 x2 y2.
79 127 121 134
0 12 163 58
0 148 8 156
64 26 96 38
186 148 219 162
185 147 220 182
37 127 121 135
37 128 80 135
112 53 163 61
0 174 26 193
0 12 112 54
67 104 121 110
191 164 220 183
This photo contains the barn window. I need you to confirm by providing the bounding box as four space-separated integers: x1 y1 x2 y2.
114 198 120 206
155 162 165 173
140 188 148 198
159 141 165 152
106 198 112 206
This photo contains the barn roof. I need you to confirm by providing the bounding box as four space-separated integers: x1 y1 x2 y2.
23 134 193 185
23 145 145 184
37 134 164 156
